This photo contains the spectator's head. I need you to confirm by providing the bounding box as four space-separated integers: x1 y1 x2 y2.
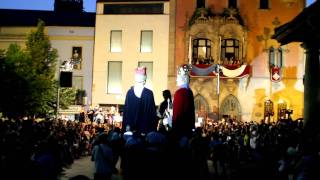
98 133 109 144
114 127 121 133
162 89 171 100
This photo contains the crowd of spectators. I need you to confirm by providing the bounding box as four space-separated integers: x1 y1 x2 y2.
0 118 99 180
1 113 320 180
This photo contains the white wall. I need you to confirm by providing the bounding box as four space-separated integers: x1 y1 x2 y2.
92 14 170 106
48 26 95 107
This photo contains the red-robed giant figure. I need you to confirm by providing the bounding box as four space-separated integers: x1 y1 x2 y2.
172 64 195 139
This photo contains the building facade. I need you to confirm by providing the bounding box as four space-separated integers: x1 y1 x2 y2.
0 2 95 119
92 0 170 107
0 0 309 123
171 0 306 122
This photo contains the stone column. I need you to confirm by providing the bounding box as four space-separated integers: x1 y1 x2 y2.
302 42 320 137
168 0 177 91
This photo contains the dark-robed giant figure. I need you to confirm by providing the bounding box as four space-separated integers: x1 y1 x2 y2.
122 67 157 134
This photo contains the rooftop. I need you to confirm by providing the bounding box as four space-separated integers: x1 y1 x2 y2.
0 9 95 27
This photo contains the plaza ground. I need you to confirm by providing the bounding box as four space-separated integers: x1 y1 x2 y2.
58 155 264 180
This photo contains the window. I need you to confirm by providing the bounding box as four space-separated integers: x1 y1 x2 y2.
269 47 283 67
194 94 209 112
110 30 122 52
221 39 240 64
140 31 153 53
264 99 274 123
260 0 269 9
104 4 164 14
269 47 275 66
197 0 205 8
107 61 122 94
264 99 274 117
138 61 153 89
228 0 237 8
278 48 283 67
71 46 82 70
192 39 213 64
277 100 287 120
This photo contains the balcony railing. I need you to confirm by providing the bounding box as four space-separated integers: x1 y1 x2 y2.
192 57 214 65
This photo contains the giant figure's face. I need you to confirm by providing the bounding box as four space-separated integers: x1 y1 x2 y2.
176 75 189 87
135 74 146 85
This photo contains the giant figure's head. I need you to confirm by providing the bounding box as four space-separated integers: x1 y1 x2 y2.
135 66 147 84
177 64 191 87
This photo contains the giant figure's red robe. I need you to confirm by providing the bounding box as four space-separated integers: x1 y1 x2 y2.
172 86 195 138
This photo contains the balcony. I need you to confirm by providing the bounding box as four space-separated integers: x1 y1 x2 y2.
192 56 214 65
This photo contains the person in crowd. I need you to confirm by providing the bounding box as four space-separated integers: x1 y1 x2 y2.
91 133 113 180
159 89 172 118
158 89 173 130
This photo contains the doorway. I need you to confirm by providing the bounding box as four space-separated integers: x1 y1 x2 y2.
220 94 242 122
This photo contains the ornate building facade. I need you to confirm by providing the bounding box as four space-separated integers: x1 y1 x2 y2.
169 0 306 122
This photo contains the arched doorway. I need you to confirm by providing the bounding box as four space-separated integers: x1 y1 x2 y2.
220 94 242 121
194 94 209 112
194 94 209 127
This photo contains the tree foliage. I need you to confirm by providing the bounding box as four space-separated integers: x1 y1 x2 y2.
59 87 77 109
0 44 29 118
0 20 75 119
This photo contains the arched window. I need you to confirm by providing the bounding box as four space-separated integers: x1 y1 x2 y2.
277 100 287 120
197 0 205 8
194 94 209 112
194 94 209 127
192 38 213 64
220 94 241 121
221 38 239 64
264 99 274 117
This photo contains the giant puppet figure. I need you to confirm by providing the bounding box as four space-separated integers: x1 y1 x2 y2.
172 64 195 138
122 66 157 135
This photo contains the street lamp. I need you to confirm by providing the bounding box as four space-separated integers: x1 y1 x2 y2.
56 58 74 119
215 64 222 121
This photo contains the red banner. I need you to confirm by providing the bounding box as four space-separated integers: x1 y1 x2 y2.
271 66 281 82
